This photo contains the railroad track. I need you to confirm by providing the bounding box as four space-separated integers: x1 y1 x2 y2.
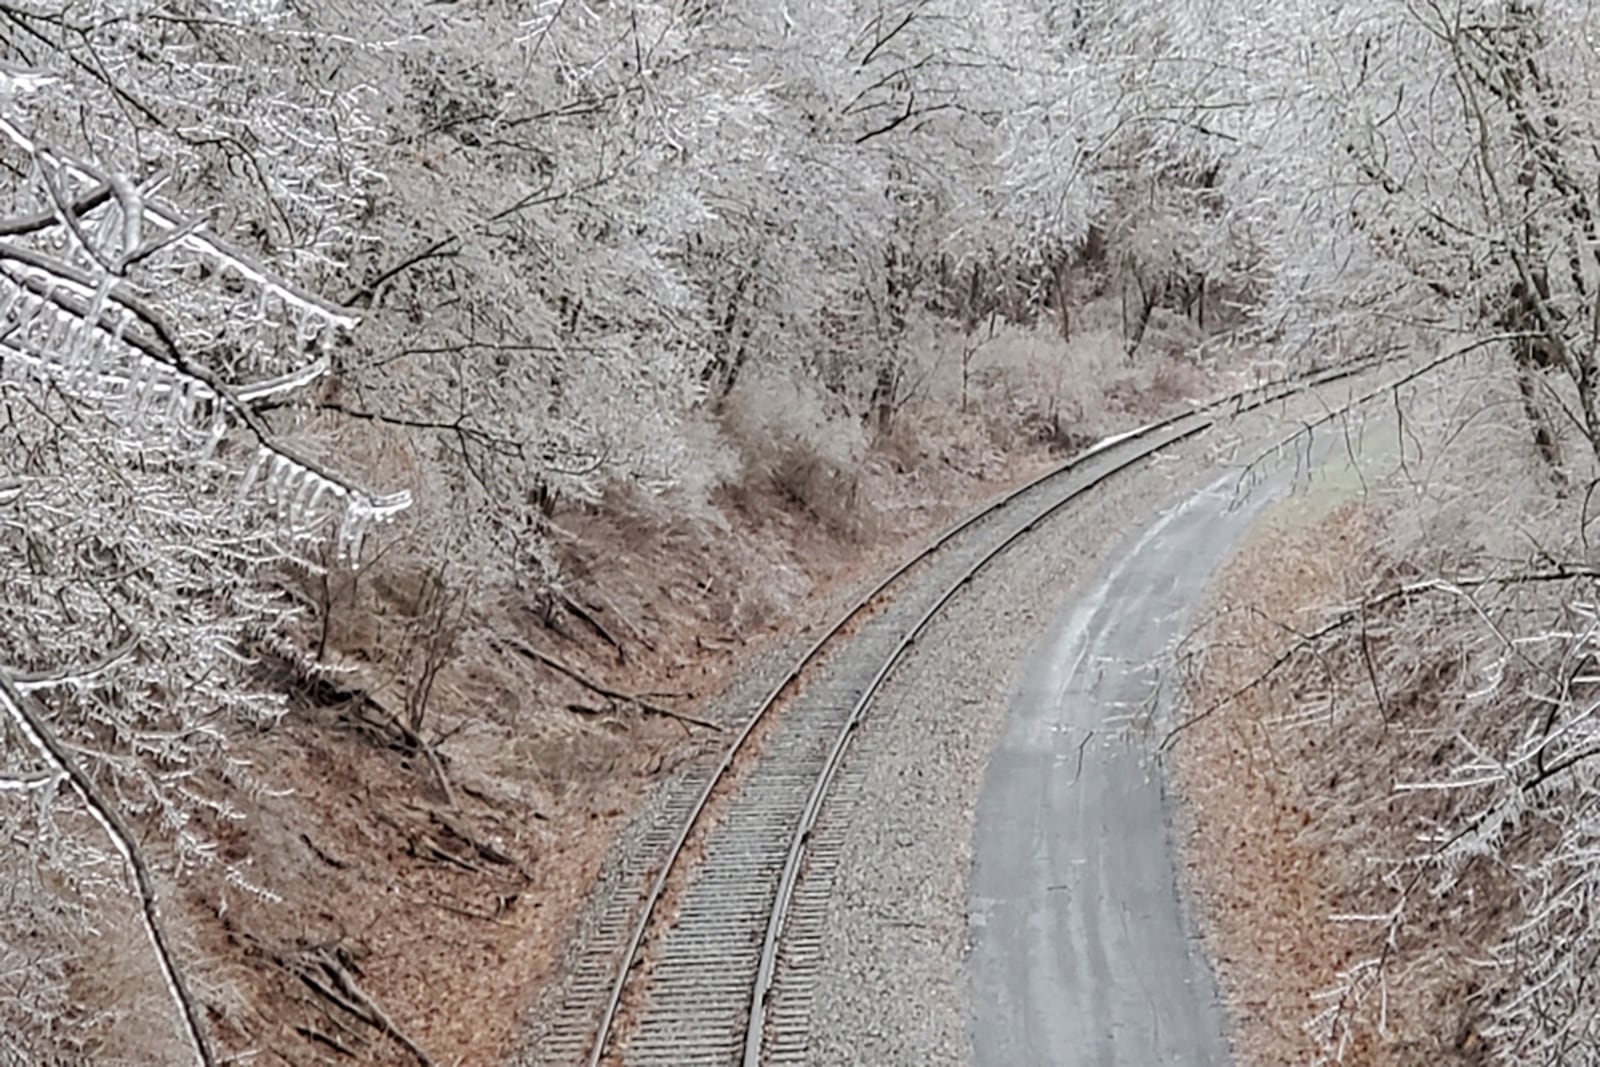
521 362 1379 1067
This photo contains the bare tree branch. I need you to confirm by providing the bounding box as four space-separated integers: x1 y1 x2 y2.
0 669 215 1067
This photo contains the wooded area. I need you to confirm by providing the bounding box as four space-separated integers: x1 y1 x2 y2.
3 0 1600 1063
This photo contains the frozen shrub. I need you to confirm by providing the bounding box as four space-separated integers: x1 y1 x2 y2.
719 371 869 540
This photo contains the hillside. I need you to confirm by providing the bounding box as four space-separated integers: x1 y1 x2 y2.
4 2 1600 1064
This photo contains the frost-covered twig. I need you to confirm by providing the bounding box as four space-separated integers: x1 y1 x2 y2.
9 635 138 692
1167 566 1600 750
1234 335 1531 495
0 670 215 1067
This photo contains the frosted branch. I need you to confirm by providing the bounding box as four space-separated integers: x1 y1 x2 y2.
0 244 410 552
0 670 215 1067
9 637 139 693
0 771 63 792
234 353 331 403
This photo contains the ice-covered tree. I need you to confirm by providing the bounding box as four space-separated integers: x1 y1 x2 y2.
0 18 405 1060
1134 1 1600 1059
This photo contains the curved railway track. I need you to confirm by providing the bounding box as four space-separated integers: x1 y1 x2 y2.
524 363 1378 1067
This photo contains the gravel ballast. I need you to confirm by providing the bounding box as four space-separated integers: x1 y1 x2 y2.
511 372 1392 1066
797 384 1384 1065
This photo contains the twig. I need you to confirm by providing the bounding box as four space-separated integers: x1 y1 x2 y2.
299 832 350 870
1236 336 1529 490
402 892 515 927
1070 730 1094 786
8 634 139 691
1163 566 1600 749
0 181 111 236
498 639 721 732
345 174 618 307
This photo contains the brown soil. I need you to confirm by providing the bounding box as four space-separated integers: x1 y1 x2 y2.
173 438 1074 1067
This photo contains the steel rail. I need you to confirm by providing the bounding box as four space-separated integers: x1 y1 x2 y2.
585 359 1379 1067
740 420 1211 1063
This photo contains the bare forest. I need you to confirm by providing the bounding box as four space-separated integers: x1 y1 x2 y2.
3 0 1600 1064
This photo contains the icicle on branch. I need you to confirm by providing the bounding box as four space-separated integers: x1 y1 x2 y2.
0 228 409 558
0 113 354 326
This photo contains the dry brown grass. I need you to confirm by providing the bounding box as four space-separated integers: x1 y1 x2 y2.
142 302 1240 1067
1172 500 1368 1064
1174 494 1499 1065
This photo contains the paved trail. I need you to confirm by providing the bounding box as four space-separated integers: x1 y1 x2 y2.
967 466 1284 1067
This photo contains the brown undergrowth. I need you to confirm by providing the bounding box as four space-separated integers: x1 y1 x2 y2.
1173 491 1503 1064
152 321 1240 1067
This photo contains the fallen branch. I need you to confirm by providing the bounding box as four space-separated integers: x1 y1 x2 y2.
297 947 436 1067
499 639 719 732
423 806 519 869
562 593 626 663
410 831 482 873
396 719 458 811
294 1025 360 1059
341 691 459 810
299 832 350 871
586 585 658 652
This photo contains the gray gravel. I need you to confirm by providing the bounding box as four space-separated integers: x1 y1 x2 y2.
795 382 1381 1066
509 370 1389 1066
